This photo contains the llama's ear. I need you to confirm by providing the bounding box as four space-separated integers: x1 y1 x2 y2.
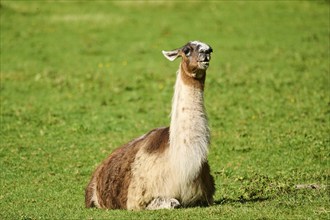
162 50 180 61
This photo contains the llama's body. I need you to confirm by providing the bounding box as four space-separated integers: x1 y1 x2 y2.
85 41 215 210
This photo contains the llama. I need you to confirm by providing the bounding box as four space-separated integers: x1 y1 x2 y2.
85 41 215 210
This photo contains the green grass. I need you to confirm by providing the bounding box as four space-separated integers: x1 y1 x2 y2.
1 1 329 219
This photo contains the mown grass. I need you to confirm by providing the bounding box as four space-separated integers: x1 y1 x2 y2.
1 1 329 219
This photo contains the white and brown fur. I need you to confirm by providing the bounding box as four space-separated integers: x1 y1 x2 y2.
85 41 215 210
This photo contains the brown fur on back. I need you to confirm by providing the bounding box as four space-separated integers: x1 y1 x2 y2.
145 127 169 154
85 127 170 209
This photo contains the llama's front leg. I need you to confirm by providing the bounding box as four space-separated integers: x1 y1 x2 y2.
146 197 181 210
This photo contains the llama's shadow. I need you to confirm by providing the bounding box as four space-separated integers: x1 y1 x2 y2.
214 197 269 206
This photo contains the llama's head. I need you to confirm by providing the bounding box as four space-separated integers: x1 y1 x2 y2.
162 41 213 78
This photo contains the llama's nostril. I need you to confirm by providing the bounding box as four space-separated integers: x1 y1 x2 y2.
205 54 211 62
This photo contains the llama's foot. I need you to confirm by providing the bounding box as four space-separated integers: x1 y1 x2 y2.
146 197 181 210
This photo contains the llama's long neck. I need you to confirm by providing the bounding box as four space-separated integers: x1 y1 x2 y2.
169 64 210 183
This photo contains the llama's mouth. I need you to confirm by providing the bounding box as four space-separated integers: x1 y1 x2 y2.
199 62 210 69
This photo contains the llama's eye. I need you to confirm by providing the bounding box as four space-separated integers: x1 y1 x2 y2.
183 47 191 56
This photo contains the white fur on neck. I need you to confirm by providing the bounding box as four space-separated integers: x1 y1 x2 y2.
169 67 210 187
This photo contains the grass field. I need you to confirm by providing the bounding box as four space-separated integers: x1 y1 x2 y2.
1 1 329 219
